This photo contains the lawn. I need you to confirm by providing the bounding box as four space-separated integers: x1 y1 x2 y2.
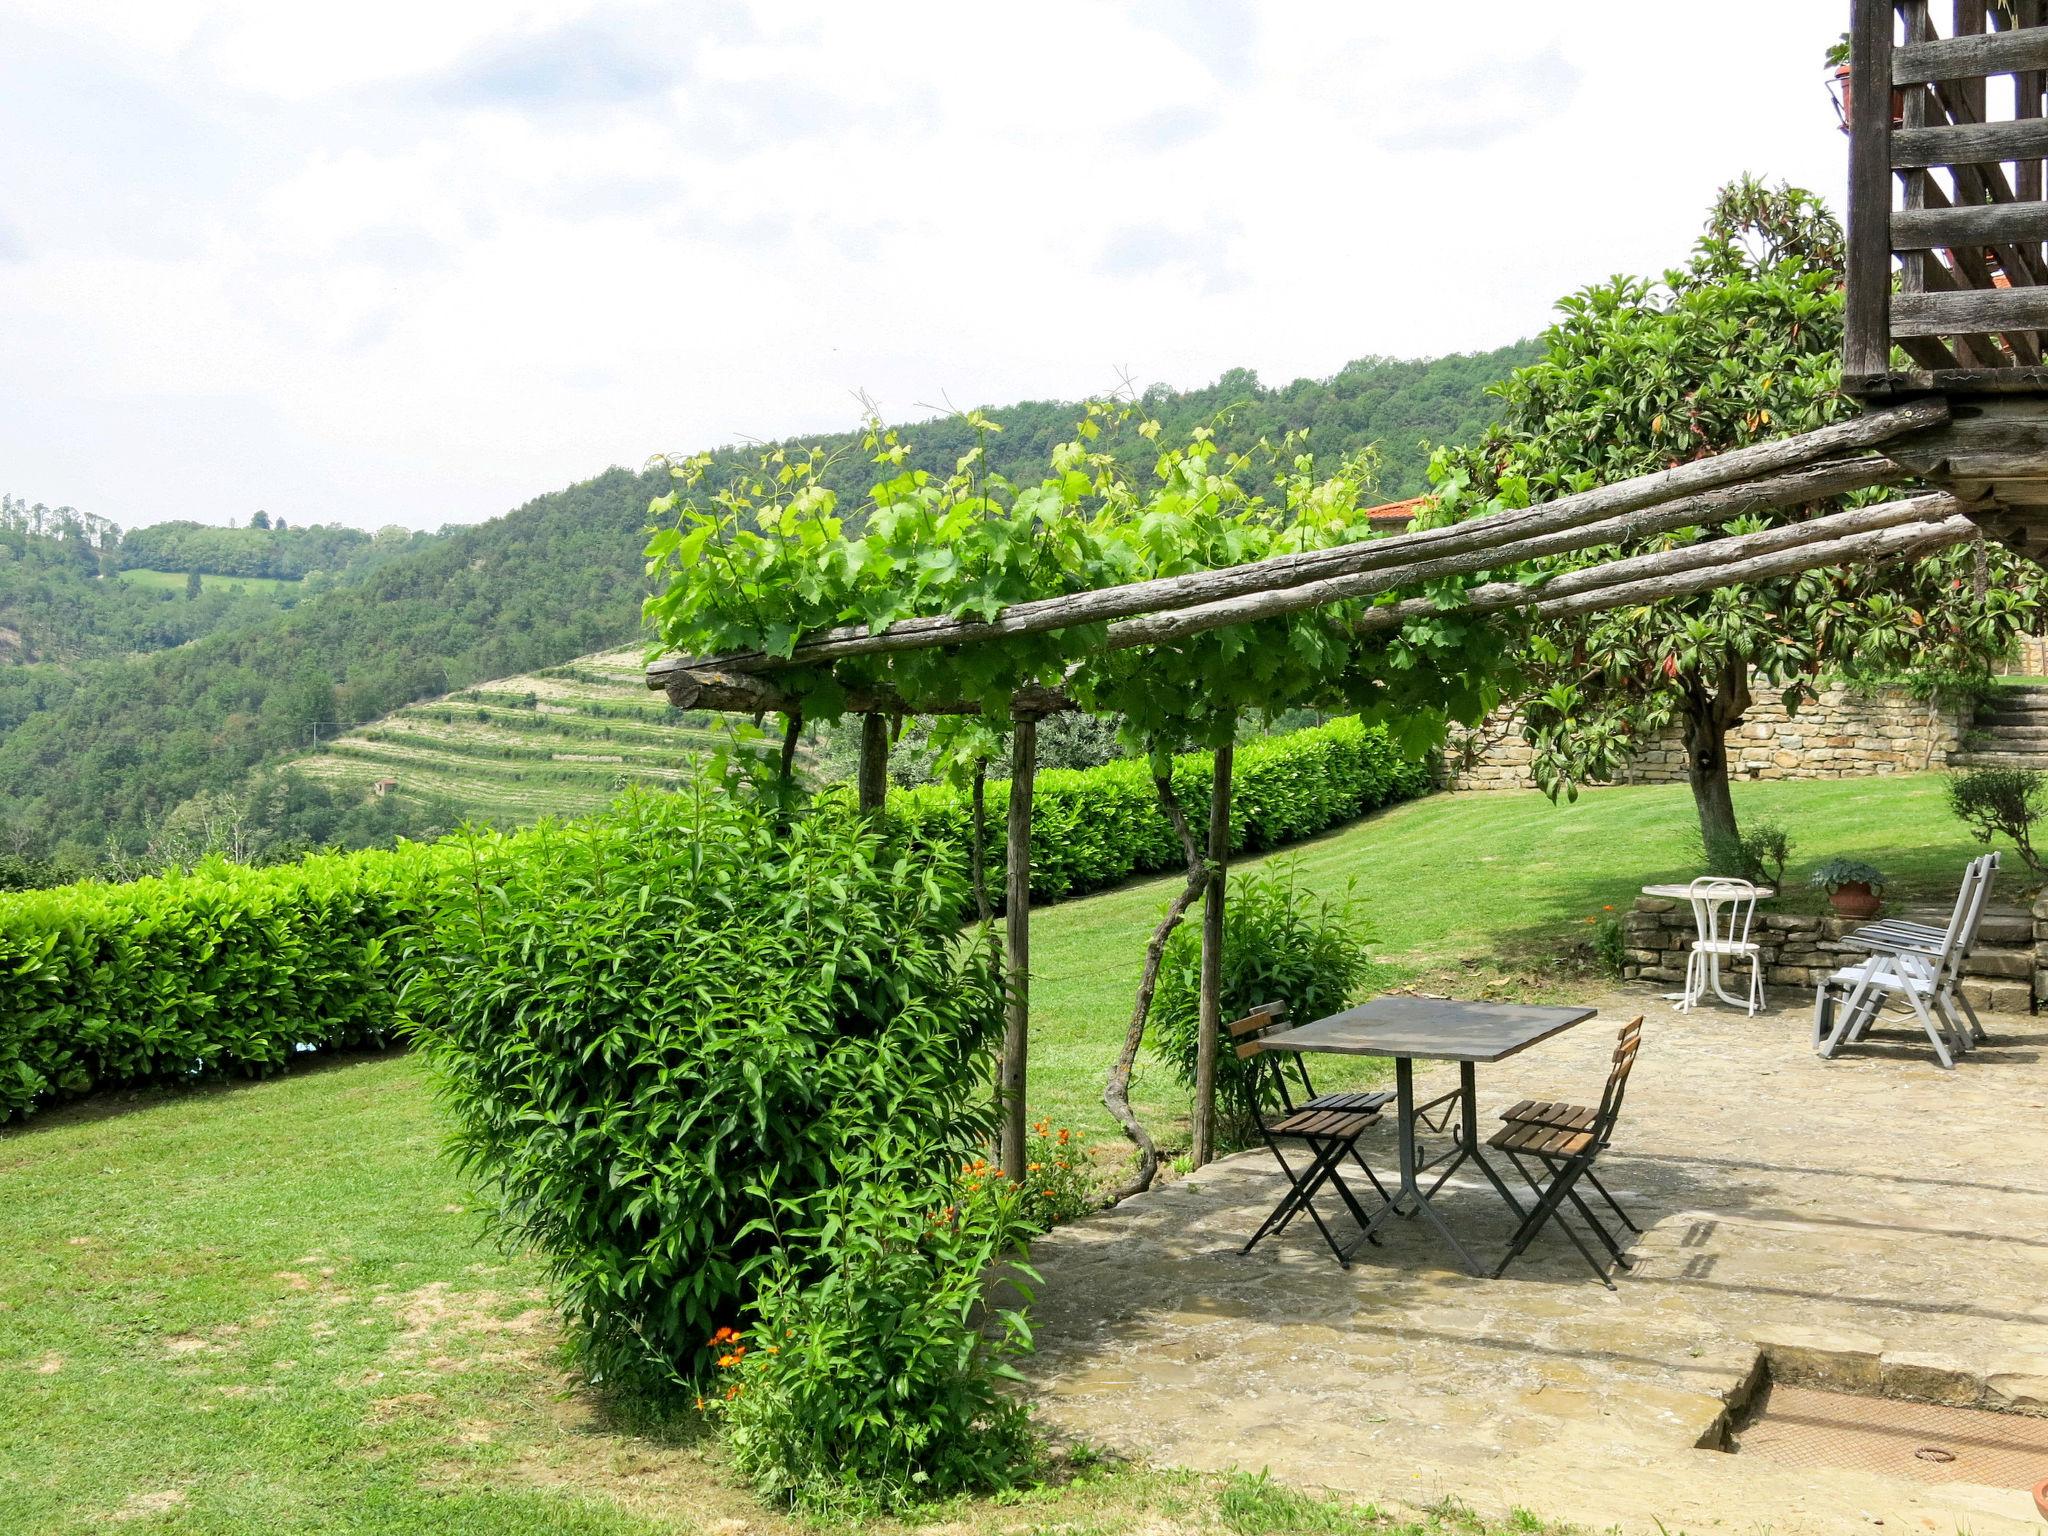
1027 769 2015 1146
115 567 305 597
0 1053 1559 1535
0 771 2012 1532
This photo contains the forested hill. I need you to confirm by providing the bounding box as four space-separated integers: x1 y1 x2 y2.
0 343 1533 860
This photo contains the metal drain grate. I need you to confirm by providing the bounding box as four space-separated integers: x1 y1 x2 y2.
1732 1384 2048 1490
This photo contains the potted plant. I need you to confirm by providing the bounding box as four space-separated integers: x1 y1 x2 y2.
1826 35 1905 132
1810 857 1887 918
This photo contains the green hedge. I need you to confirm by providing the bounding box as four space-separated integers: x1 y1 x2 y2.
0 843 448 1122
0 716 1431 1124
890 717 1434 903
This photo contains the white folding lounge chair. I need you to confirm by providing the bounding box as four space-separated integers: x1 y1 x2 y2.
1677 876 1764 1016
1814 855 1992 1068
1836 852 2000 1050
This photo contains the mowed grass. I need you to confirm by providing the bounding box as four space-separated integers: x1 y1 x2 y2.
0 1056 1563 1534
1027 771 2011 1146
0 771 2008 1532
115 567 305 597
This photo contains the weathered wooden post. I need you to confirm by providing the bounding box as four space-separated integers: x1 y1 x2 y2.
856 713 890 813
999 715 1038 1181
1190 734 1234 1168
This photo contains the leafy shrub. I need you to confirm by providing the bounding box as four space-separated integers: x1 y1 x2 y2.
1946 766 2047 875
1699 818 1794 888
0 842 445 1121
403 787 1004 1393
1015 1120 1096 1231
1591 911 1627 977
890 717 1433 905
711 1172 1040 1512
1150 863 1373 1143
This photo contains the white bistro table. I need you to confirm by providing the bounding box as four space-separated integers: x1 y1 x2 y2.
1641 882 1775 1011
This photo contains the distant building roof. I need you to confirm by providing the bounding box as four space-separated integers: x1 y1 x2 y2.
1365 496 1432 532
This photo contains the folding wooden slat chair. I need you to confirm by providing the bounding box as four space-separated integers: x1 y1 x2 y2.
1229 1002 1393 1268
1490 1016 1643 1290
1496 1099 1638 1239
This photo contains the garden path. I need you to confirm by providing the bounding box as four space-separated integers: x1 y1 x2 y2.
1025 987 2048 1536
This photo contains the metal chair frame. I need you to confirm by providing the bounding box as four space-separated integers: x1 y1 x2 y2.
1815 853 1995 1069
1230 1002 1392 1268
1491 1016 1644 1290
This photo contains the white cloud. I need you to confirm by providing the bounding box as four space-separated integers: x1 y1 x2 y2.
0 1 1850 531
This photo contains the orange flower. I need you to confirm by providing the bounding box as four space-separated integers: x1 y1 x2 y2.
766 1344 780 1355
1028 1162 1043 1172
707 1325 740 1346
694 1396 706 1411
1602 904 1614 911
725 1385 741 1400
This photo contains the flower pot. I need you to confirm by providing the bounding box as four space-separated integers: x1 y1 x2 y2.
1828 881 1883 919
1832 65 1906 131
2032 1474 2048 1521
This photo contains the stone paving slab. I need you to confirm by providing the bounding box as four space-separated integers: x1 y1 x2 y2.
1024 989 2048 1535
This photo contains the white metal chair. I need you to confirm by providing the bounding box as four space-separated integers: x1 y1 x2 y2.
1677 876 1764 1016
1814 854 1994 1069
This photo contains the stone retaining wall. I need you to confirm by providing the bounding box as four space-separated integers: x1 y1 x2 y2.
1448 682 1966 792
1621 895 2037 1014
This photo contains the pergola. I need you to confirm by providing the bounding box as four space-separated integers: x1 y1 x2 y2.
648 398 1977 1183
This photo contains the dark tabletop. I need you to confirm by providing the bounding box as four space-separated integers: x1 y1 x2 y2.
1258 994 1599 1063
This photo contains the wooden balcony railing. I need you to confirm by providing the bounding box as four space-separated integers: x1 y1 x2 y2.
1846 0 2048 395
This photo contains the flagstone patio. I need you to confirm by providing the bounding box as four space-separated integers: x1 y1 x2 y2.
1024 988 2048 1536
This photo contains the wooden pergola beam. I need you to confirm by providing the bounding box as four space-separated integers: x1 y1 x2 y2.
1347 492 1964 637
650 400 1950 686
650 494 1974 718
1100 457 1906 650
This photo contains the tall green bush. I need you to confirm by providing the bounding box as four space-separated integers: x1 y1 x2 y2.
402 787 1004 1391
1150 863 1373 1144
890 717 1432 904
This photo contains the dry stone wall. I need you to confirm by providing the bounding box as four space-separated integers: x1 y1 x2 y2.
1622 896 2036 1013
1447 682 1966 792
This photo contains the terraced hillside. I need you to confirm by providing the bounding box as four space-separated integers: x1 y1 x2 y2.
290 646 759 823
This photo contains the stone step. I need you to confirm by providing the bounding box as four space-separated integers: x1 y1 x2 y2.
1963 725 2048 746
1975 704 2048 726
1949 750 2048 770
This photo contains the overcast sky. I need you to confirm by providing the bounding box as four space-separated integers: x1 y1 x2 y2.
1 2 1848 533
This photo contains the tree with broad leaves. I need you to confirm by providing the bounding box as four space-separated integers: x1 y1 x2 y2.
1432 176 2045 852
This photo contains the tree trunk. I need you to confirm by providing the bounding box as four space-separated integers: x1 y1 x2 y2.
999 718 1037 1182
1680 656 1752 857
1104 769 1204 1200
1191 737 1234 1169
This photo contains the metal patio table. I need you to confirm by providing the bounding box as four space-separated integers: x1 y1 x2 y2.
1258 995 1597 1274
